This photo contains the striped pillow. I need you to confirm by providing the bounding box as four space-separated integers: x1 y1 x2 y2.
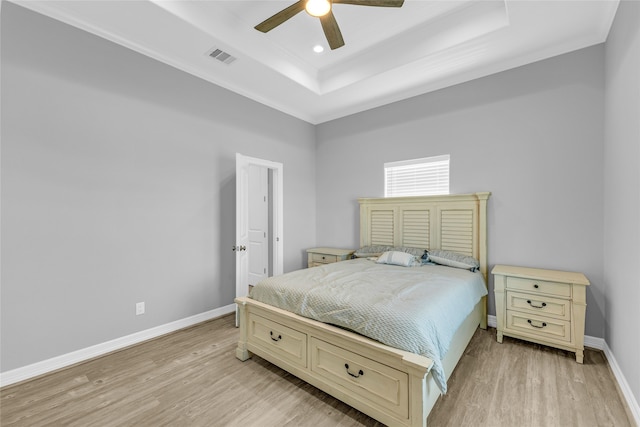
428 250 479 271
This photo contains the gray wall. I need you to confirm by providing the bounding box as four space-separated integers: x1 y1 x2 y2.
604 0 640 408
0 3 316 371
316 45 606 338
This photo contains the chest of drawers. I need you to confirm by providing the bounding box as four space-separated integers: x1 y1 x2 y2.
306 247 355 268
492 265 590 363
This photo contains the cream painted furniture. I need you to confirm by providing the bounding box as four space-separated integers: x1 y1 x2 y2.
492 264 589 363
236 192 490 427
306 247 355 268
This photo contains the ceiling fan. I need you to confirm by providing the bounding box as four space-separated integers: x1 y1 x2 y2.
254 0 405 51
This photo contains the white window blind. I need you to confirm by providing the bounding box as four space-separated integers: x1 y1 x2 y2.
384 155 450 197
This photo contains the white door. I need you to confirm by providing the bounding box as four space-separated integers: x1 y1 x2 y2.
235 154 284 324
248 164 268 287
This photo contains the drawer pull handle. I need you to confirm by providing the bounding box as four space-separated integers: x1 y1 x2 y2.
269 331 282 342
526 300 547 309
344 363 364 378
527 319 547 328
533 284 539 289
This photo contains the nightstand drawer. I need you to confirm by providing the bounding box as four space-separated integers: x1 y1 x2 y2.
506 291 571 321
506 276 571 298
307 248 355 268
311 253 338 264
506 310 571 342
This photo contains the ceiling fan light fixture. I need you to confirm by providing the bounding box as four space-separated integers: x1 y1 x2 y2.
255 0 404 50
305 0 331 17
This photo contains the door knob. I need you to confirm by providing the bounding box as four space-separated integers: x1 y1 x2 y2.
232 245 247 252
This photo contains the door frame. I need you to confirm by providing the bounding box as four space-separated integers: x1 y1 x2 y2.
235 153 283 304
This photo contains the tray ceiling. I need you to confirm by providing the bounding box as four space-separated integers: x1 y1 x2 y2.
11 0 619 124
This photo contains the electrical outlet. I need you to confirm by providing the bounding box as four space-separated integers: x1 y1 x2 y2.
136 302 145 316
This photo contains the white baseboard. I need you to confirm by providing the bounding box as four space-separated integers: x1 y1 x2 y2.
0 304 236 388
486 314 637 425
603 342 640 426
584 334 606 351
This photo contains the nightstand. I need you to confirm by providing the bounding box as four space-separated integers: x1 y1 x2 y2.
492 264 590 363
306 247 355 268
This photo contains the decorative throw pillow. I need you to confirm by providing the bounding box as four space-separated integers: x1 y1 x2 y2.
354 245 391 258
392 246 426 257
355 245 427 258
375 251 421 267
427 250 480 271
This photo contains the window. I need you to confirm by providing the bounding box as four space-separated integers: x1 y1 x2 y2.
384 155 450 197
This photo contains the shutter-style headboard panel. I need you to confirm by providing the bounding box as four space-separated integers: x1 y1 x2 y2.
369 209 395 246
401 209 430 249
440 208 474 257
359 192 491 281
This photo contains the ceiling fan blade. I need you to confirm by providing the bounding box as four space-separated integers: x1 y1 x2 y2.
332 0 404 7
319 11 345 50
255 0 306 33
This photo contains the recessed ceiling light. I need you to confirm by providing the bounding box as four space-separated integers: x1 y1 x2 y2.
313 45 324 53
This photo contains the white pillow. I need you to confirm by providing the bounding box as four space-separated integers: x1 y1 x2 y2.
375 251 420 267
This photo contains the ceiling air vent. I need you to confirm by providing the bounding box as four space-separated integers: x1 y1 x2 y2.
208 47 237 65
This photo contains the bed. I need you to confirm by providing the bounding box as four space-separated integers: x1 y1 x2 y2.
235 192 490 427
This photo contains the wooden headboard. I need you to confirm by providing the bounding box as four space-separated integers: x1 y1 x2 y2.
358 192 491 281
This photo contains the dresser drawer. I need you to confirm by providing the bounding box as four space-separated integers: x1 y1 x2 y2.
310 338 409 419
506 310 571 343
311 253 338 264
506 291 571 321
249 314 307 368
506 276 571 298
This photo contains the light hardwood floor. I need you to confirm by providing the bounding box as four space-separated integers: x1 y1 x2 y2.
1 314 633 427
